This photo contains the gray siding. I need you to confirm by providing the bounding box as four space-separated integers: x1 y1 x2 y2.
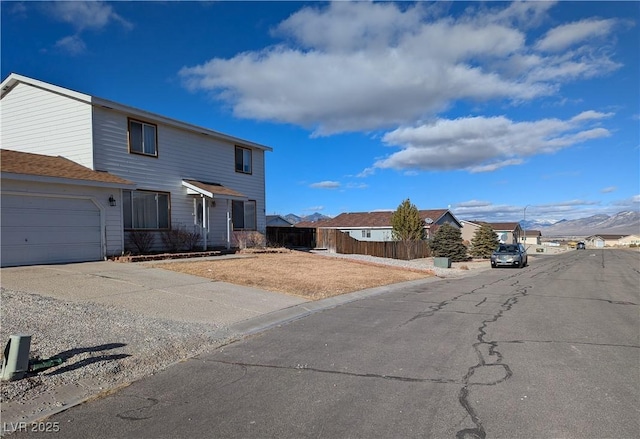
92 107 268 248
0 83 94 168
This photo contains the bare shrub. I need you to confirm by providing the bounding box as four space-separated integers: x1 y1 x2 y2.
233 231 266 249
128 230 155 254
183 228 202 251
161 224 202 252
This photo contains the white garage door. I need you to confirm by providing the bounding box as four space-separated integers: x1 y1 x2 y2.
1 195 102 267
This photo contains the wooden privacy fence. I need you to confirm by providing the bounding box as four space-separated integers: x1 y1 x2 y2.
316 229 431 260
266 226 316 248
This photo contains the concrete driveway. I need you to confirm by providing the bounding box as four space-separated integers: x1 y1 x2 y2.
0 258 307 326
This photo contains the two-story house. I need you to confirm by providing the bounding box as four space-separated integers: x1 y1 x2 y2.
0 73 271 267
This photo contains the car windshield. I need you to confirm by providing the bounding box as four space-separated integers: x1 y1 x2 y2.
496 245 518 253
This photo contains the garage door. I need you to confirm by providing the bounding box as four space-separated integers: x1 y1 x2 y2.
1 195 102 267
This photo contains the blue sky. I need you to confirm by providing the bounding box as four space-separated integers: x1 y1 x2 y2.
2 1 639 222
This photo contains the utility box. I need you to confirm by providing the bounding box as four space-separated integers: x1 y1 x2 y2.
1 334 32 381
434 257 451 268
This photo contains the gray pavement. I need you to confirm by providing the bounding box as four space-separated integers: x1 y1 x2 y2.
6 250 638 439
0 256 441 432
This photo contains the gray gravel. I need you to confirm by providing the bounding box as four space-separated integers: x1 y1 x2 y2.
0 288 230 406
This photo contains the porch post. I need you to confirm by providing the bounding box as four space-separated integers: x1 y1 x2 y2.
226 199 231 250
202 195 207 250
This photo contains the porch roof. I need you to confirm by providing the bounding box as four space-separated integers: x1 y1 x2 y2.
182 179 247 201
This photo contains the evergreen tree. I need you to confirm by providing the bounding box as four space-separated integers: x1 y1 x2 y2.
391 198 425 260
429 223 468 262
470 223 500 258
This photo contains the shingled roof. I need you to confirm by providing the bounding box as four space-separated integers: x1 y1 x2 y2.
296 209 452 228
1 149 134 186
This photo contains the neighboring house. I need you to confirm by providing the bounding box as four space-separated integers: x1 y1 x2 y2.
459 220 481 244
298 209 461 241
585 234 629 248
266 215 295 227
488 222 523 244
617 234 640 246
460 220 523 245
523 230 542 245
1 73 272 266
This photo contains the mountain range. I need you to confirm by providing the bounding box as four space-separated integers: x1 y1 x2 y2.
520 211 640 236
284 211 639 237
284 213 331 224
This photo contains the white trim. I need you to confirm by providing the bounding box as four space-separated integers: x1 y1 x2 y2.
1 73 272 152
181 180 247 201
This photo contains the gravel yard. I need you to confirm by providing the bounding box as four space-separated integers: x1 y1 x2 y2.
0 250 490 416
0 289 230 407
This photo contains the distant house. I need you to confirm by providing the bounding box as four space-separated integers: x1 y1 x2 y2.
617 234 640 246
299 209 461 242
459 220 481 244
266 215 295 227
523 230 542 245
586 234 631 248
460 220 524 245
488 222 524 244
1 73 272 267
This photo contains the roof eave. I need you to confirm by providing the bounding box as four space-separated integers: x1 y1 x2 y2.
91 97 273 152
1 171 136 189
1 73 273 152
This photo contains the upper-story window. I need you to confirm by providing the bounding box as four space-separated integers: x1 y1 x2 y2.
235 146 252 174
129 118 158 157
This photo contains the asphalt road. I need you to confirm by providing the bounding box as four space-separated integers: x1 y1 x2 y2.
10 250 639 439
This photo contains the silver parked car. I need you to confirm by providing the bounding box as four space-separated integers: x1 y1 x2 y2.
491 243 528 268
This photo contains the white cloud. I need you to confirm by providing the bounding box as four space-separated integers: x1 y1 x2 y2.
54 35 86 55
310 181 341 189
535 19 617 52
179 2 625 136
46 1 132 55
452 198 619 222
49 1 132 31
375 111 612 173
601 186 617 194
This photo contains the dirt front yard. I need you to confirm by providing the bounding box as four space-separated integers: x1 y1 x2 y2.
154 250 434 300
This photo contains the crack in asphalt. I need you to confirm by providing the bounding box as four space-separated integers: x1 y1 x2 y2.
497 339 640 349
208 359 459 384
115 396 159 421
524 294 638 306
455 286 529 439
